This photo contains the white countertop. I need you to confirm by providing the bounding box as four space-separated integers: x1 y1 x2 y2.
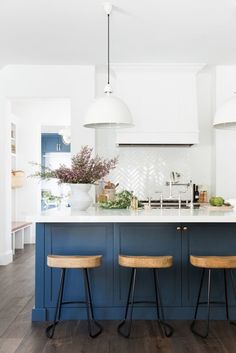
32 206 236 223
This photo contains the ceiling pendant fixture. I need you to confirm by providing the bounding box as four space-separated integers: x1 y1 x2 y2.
213 93 236 129
59 126 71 145
84 2 133 128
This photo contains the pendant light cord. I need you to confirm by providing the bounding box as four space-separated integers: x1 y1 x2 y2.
107 13 110 85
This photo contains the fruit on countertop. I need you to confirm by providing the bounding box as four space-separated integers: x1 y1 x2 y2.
209 196 224 207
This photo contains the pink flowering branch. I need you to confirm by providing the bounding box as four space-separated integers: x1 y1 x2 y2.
31 145 118 184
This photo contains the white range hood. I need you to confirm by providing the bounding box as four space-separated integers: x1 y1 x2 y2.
114 64 204 146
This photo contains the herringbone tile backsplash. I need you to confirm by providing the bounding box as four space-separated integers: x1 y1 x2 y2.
109 147 192 200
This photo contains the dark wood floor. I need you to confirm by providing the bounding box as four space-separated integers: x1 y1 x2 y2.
1 245 236 353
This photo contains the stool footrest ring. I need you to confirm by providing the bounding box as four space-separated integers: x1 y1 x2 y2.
117 267 174 338
45 267 103 339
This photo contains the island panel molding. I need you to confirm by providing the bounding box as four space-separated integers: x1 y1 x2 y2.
44 223 113 309
113 223 181 307
182 223 236 309
33 222 236 321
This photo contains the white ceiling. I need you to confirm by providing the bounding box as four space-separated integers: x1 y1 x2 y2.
1 0 236 68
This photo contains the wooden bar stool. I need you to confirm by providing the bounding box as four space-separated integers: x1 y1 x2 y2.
117 255 174 338
46 255 103 339
190 255 236 338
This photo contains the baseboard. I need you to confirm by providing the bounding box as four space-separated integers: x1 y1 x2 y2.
0 250 13 265
32 308 47 321
24 239 36 244
32 306 236 321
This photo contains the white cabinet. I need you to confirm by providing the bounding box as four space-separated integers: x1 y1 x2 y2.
114 64 204 145
214 66 236 198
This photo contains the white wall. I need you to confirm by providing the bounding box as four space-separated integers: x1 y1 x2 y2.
0 65 95 264
0 96 12 265
13 99 70 225
12 99 71 126
214 66 236 199
1 65 95 152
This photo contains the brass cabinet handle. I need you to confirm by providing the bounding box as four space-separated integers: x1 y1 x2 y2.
176 226 181 231
183 226 188 231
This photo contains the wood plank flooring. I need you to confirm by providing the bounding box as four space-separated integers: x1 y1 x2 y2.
1 245 236 353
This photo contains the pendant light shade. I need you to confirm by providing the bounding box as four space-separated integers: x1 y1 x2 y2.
84 95 133 128
59 126 71 144
83 3 133 129
214 95 236 129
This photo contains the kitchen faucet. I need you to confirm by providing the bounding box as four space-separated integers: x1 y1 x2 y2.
165 172 193 207
166 171 181 199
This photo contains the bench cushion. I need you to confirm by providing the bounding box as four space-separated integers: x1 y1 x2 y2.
11 222 32 232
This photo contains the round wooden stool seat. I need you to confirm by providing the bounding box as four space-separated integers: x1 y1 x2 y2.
47 255 102 269
190 255 236 269
119 255 173 268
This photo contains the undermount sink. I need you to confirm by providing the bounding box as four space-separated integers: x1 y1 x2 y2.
151 205 197 209
140 199 200 210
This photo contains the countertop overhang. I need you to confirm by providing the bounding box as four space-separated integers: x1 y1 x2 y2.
33 206 236 223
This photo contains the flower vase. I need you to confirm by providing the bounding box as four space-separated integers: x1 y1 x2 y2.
69 184 92 211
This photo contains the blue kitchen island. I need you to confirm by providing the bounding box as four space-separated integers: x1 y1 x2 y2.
32 207 236 321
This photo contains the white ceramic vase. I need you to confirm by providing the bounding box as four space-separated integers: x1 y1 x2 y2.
69 184 92 211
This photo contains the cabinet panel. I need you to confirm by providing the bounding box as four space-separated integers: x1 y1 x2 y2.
44 224 113 307
42 133 59 153
34 222 236 321
182 223 236 307
114 223 181 307
42 133 70 153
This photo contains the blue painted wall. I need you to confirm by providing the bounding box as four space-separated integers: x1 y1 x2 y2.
32 222 236 321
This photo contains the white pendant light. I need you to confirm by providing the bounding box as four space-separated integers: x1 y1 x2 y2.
84 3 133 129
214 94 236 129
59 126 71 145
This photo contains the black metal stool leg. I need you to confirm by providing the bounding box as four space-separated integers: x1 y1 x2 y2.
154 269 173 337
191 268 205 337
46 268 66 338
83 269 103 338
229 270 236 327
205 269 212 337
117 268 137 338
224 269 229 320
230 270 236 299
153 269 164 337
191 268 212 339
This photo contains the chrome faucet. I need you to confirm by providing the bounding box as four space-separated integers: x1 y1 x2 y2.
166 171 181 199
189 180 194 209
155 191 163 208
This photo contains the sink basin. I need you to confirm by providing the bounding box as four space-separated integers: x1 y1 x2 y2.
151 205 197 209
140 199 200 210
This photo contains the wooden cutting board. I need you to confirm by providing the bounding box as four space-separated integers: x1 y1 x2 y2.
206 205 234 211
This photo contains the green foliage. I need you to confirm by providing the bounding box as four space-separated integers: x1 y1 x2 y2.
42 191 62 204
99 190 141 209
